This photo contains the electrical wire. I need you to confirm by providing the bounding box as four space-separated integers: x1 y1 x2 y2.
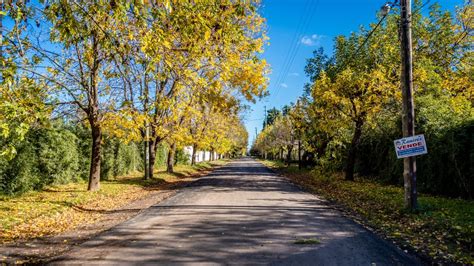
266 0 312 103
273 0 320 100
267 0 319 103
349 0 434 68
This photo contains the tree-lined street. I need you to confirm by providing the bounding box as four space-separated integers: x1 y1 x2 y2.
1 0 472 264
53 158 418 265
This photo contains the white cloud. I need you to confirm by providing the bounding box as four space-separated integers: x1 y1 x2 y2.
289 72 299 76
301 36 315 46
280 83 288 88
301 34 324 46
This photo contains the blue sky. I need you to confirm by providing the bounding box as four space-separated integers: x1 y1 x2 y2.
244 0 464 146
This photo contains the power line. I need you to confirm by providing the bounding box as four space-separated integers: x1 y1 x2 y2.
273 0 320 100
354 12 390 58
267 0 319 102
413 0 431 14
349 0 434 67
246 117 265 121
266 0 312 103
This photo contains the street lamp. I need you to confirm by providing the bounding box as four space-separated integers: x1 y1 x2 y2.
381 3 392 16
380 1 399 16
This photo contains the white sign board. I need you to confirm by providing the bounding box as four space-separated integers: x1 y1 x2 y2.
394 134 428 159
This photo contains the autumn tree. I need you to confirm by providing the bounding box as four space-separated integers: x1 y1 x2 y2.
40 0 134 191
1 0 265 193
294 1 472 185
0 1 49 159
132 0 267 175
263 107 281 128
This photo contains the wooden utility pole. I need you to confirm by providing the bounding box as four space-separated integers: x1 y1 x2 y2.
296 99 302 169
400 0 417 210
263 105 267 128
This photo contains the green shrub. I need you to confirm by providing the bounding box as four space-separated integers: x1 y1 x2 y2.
357 118 473 199
101 137 142 180
417 121 473 198
0 141 39 194
69 125 92 179
0 126 80 194
175 148 190 165
154 143 168 167
0 124 145 194
36 127 80 185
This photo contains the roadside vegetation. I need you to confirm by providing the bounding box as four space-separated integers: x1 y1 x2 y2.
0 160 227 243
1 0 266 195
262 160 473 264
252 2 472 264
252 2 472 200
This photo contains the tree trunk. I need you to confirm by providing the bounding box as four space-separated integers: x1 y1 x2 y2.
143 138 149 180
148 136 157 179
286 145 293 165
191 144 197 165
113 140 120 178
211 149 215 161
87 32 101 191
345 118 364 181
167 143 176 173
298 140 302 169
88 124 102 191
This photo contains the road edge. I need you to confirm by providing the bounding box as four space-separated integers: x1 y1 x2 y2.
1 161 230 265
254 159 427 266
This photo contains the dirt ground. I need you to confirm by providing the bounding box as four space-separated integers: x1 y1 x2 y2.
0 168 216 265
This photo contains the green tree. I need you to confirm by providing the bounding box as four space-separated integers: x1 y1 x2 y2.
42 0 133 191
0 1 49 159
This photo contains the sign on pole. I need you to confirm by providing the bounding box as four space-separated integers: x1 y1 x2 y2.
394 134 428 159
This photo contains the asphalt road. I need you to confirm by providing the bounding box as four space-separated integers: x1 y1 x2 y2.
53 158 420 265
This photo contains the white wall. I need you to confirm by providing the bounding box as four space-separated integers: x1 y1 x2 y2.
183 146 219 163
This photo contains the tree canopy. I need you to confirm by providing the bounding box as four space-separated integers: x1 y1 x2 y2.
1 0 267 191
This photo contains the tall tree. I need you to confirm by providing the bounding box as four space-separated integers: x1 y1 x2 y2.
264 107 281 128
42 0 132 191
0 1 49 159
137 0 268 176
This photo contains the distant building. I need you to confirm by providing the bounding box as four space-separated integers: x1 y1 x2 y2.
183 146 219 163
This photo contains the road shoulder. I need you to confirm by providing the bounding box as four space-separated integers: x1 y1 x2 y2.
0 162 226 264
256 159 426 265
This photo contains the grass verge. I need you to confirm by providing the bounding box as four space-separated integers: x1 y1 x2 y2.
260 159 473 265
0 160 227 243
294 238 320 245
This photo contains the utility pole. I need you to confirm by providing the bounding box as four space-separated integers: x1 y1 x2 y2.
263 105 267 128
296 100 302 169
255 127 257 140
400 0 417 210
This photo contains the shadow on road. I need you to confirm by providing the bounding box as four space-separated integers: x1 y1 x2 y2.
51 158 419 265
